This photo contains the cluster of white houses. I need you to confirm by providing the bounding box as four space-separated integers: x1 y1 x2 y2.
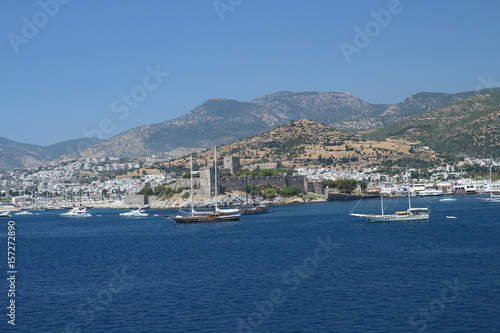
375 180 500 196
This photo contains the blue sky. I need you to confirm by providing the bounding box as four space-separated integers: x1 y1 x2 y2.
1 0 499 146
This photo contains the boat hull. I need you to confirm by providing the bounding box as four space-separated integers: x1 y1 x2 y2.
164 213 241 223
240 206 269 214
60 213 92 218
119 214 148 217
350 213 430 223
481 198 500 203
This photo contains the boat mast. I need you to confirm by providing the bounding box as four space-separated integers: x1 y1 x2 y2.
489 165 493 200
408 184 412 210
214 146 218 212
190 154 194 217
380 193 384 216
245 176 248 208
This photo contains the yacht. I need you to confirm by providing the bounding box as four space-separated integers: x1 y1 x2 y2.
60 207 92 218
15 210 33 215
119 209 148 217
0 211 12 218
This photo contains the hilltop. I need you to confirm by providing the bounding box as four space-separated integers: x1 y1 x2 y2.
366 91 500 157
160 120 441 173
74 90 487 159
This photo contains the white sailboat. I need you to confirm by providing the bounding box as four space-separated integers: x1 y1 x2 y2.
350 189 430 222
481 166 500 203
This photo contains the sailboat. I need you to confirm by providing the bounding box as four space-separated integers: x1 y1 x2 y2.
349 188 430 222
163 151 241 223
239 176 269 214
481 166 500 203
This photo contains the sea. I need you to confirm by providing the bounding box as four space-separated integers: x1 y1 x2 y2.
2 195 499 332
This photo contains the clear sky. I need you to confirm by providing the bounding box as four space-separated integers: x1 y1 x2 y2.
1 0 499 146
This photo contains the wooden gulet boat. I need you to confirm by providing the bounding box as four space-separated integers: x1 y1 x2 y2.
163 150 241 223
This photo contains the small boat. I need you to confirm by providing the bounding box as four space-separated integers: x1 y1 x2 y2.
15 210 33 215
481 195 500 203
240 204 269 214
418 189 443 196
240 176 269 214
167 212 241 223
216 207 241 214
60 207 92 218
0 211 12 218
119 209 148 217
439 196 457 202
446 216 457 219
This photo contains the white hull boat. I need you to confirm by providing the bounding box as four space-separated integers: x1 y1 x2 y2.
119 209 148 217
60 207 92 218
350 190 430 223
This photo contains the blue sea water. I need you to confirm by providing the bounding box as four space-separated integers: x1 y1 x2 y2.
2 195 499 332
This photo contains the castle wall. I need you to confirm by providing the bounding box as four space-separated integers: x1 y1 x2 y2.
307 181 325 194
123 195 148 207
220 175 307 193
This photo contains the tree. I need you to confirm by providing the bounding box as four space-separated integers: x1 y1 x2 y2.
357 180 368 191
182 172 199 178
323 180 336 187
262 188 277 199
137 187 153 195
277 186 301 197
333 179 357 194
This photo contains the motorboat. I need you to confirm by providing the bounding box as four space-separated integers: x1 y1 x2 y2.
60 207 92 218
0 211 12 218
15 210 33 215
240 204 269 214
119 209 148 217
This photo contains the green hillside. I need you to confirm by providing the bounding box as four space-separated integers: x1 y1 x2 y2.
365 92 500 157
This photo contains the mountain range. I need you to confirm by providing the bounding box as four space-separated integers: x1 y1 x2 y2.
366 91 500 157
1 88 498 171
74 88 498 160
0 137 103 171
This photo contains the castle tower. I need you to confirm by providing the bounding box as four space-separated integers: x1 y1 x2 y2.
223 156 241 175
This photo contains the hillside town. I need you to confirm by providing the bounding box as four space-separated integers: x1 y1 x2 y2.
0 153 498 211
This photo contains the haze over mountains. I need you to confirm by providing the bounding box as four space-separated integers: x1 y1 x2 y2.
1 88 498 171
